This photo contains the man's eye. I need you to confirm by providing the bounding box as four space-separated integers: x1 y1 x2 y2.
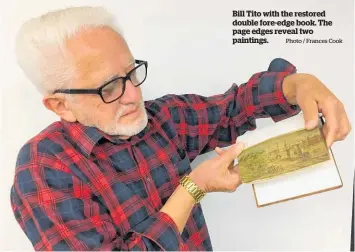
103 86 114 94
102 81 118 94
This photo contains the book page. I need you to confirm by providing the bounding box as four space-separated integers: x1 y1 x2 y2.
238 127 330 183
253 152 342 206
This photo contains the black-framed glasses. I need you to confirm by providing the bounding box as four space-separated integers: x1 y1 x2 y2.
53 59 148 103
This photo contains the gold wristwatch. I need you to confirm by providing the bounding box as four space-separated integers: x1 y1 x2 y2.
179 175 206 203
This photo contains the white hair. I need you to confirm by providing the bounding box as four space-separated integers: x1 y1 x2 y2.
15 6 124 95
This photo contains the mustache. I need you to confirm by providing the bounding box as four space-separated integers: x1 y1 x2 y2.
117 100 144 118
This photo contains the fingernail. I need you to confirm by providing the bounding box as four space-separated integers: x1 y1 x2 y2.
326 138 332 148
306 120 318 129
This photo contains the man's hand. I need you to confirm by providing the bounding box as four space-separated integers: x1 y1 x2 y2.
189 142 244 193
282 73 351 147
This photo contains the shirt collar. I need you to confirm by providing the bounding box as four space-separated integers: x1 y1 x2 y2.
60 115 152 158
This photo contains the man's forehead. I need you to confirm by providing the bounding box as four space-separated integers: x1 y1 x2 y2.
66 26 132 65
101 59 135 84
65 28 135 85
76 58 135 88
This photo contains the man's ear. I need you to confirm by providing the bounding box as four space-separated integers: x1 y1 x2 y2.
43 95 77 122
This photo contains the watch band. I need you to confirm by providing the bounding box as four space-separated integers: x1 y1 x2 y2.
179 175 206 203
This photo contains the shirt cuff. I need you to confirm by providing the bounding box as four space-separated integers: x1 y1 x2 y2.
248 58 301 122
128 211 185 251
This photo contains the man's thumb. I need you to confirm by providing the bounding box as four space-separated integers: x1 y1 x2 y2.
221 142 244 163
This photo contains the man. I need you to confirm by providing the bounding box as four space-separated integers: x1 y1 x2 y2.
10 6 351 251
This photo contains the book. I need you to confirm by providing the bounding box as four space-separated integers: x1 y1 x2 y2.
235 112 343 207
238 126 330 184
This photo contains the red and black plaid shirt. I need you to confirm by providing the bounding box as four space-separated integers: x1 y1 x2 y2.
10 58 300 251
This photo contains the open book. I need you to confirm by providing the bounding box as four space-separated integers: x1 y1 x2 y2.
236 113 342 207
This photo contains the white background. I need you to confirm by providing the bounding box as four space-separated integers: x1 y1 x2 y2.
0 0 354 251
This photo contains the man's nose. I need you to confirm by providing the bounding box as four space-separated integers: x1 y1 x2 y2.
119 80 141 104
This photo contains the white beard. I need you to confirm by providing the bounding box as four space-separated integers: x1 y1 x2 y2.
78 100 149 137
102 101 148 136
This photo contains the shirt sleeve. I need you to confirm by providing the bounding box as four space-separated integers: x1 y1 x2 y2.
10 160 185 251
147 58 301 161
